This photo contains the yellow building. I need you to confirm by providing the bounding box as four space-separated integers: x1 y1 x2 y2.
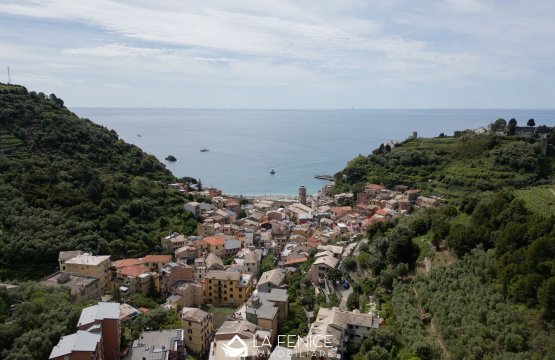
204 270 253 306
59 251 111 291
181 307 213 356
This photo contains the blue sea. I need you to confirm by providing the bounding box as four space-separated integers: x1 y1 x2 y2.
72 108 555 196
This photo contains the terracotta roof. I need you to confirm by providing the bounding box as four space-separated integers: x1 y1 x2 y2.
375 208 389 216
115 258 143 268
284 257 308 265
117 265 150 277
203 236 225 246
365 183 384 190
143 254 172 263
331 206 352 214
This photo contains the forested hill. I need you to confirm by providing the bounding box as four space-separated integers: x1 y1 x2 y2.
335 130 555 358
333 133 554 199
0 84 196 275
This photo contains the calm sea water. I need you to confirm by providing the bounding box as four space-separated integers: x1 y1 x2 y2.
72 108 555 195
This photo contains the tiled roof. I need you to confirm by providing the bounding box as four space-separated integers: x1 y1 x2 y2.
203 236 225 246
143 255 172 263
118 265 150 278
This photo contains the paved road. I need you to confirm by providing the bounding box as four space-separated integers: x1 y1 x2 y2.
338 284 354 310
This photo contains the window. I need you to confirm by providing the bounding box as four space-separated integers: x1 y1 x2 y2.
189 336 192 341
189 321 192 326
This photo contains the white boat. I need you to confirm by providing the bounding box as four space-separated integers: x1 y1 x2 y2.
269 168 276 174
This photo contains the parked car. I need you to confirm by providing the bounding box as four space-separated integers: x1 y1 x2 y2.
343 280 350 289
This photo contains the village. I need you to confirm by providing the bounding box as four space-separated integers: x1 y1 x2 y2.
41 181 440 360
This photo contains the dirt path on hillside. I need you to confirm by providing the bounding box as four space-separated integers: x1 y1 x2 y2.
412 286 451 360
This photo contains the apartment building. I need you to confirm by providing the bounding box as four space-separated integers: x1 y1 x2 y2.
181 307 213 356
203 270 253 306
58 251 111 291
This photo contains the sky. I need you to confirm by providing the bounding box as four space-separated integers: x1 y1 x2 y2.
0 0 554 108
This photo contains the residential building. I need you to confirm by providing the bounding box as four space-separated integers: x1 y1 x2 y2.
128 329 186 360
257 269 286 293
142 255 173 273
184 201 201 218
59 252 111 292
203 236 226 255
161 262 194 295
291 307 378 360
175 245 198 264
77 302 121 360
49 330 103 360
174 282 204 307
235 248 261 275
245 289 289 342
41 272 101 303
330 206 352 220
316 245 344 259
181 307 213 355
416 196 439 208
161 233 188 251
309 252 339 286
49 302 121 360
204 270 253 306
197 222 216 237
287 203 313 220
113 260 160 296
205 253 225 270
224 238 242 257
209 319 272 360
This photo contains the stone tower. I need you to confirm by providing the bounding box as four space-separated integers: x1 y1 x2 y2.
299 185 307 205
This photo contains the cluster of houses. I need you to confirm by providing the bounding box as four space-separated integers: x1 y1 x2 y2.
43 182 438 360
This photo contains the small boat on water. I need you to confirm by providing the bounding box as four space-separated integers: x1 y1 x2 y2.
269 168 276 174
200 148 209 152
165 155 177 162
137 134 142 137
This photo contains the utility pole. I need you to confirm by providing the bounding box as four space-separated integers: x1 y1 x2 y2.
7 67 11 84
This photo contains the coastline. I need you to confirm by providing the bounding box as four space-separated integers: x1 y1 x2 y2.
227 194 300 201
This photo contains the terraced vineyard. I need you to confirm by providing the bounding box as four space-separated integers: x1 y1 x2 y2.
515 185 555 217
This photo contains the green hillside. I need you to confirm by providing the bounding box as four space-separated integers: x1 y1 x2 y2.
338 132 555 359
333 135 554 199
0 84 197 277
515 185 555 217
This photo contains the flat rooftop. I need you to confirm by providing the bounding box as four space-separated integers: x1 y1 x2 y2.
41 272 99 295
64 254 110 266
129 329 184 360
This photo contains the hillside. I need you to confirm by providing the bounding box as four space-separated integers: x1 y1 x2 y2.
336 132 555 359
0 84 196 278
333 135 554 199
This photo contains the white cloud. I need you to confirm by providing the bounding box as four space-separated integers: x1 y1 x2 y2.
0 0 553 107
444 0 490 13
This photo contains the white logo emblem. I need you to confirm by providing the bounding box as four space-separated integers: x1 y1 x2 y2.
222 335 248 358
